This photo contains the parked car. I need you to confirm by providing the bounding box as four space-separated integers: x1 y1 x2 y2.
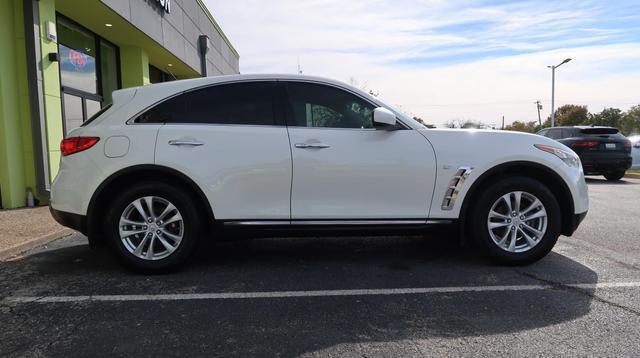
629 135 640 170
537 126 632 180
50 75 589 272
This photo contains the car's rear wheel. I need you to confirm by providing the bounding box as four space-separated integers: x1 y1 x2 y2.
470 176 561 265
603 170 625 181
104 181 203 272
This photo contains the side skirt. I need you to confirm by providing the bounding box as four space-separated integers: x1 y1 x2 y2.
214 219 457 240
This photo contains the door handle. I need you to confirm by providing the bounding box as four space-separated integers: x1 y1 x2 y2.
294 143 331 149
168 139 205 146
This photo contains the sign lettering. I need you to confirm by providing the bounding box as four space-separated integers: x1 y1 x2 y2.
154 0 171 13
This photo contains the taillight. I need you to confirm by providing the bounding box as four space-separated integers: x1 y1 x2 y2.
624 140 632 152
570 141 598 148
60 136 100 156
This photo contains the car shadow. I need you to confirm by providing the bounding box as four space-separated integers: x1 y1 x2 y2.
585 176 637 185
0 234 598 357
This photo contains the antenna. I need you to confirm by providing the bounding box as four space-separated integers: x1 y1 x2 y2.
297 57 302 74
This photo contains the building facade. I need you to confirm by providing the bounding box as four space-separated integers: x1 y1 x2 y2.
0 0 239 209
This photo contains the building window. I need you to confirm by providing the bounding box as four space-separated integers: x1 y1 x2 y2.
56 15 120 135
58 20 98 94
149 65 174 84
100 41 119 105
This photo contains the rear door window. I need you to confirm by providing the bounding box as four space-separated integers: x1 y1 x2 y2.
547 128 562 139
136 81 279 125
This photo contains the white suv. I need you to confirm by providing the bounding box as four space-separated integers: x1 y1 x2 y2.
50 74 589 271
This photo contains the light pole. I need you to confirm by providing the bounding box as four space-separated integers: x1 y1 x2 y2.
548 58 572 127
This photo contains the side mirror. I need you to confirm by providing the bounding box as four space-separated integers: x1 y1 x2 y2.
373 107 397 128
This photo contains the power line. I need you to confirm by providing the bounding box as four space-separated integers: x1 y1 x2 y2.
416 100 638 107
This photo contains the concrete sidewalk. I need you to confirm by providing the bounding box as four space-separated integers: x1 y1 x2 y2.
0 206 73 260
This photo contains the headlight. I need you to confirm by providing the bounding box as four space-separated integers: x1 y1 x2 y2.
534 144 580 167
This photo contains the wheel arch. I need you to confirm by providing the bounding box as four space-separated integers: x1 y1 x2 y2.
86 164 215 246
459 161 575 238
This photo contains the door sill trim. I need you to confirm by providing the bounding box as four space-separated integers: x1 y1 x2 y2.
222 219 453 226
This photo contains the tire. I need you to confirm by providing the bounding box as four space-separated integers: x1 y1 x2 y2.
604 170 625 181
104 181 203 273
469 176 561 265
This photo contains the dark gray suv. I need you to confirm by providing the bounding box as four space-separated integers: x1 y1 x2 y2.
537 126 632 181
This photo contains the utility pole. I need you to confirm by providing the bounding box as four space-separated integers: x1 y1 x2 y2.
534 100 543 128
548 58 572 127
502 115 505 130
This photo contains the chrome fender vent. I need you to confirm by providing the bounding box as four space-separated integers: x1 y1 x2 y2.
441 167 473 210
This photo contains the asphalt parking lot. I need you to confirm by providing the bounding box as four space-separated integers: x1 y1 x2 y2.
1 177 640 357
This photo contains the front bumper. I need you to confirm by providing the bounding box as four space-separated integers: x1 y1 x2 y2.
563 211 588 236
50 206 87 235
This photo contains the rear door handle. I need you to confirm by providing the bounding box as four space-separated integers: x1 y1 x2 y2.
168 139 204 146
294 143 331 149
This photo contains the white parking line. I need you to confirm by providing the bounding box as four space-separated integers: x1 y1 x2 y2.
4 281 640 304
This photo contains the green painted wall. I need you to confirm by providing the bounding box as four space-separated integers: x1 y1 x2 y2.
16 0 37 201
0 0 35 209
120 46 150 88
39 0 64 182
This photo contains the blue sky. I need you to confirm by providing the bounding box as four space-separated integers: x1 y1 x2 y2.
205 0 640 126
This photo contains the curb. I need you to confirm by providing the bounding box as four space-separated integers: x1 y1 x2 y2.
0 229 74 260
625 173 640 179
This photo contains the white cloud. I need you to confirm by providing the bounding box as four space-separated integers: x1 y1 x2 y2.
205 0 640 126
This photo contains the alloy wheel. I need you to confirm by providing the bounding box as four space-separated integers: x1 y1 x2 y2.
119 196 184 260
487 191 548 253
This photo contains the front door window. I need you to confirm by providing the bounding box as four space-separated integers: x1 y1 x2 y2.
285 82 374 129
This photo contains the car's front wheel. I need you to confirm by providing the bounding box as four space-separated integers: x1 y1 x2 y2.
104 181 203 272
470 176 561 265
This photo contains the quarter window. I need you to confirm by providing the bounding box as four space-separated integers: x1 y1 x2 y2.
136 82 277 125
285 82 374 129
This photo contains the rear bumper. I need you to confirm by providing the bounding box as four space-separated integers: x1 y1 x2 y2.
563 211 588 236
50 206 87 235
581 156 631 174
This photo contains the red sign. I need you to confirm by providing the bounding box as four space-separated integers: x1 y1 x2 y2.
68 50 87 70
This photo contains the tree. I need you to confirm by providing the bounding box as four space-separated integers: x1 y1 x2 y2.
444 119 489 129
504 120 540 133
349 77 379 97
621 105 640 135
552 104 589 126
588 107 623 128
413 116 436 128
